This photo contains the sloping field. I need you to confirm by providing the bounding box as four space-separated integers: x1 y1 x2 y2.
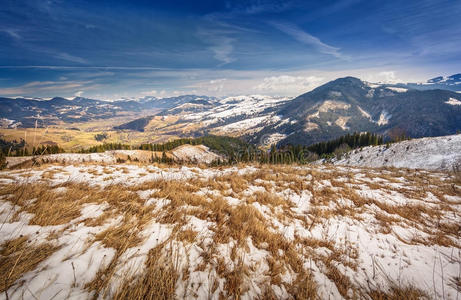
0 163 460 299
334 134 461 171
6 145 222 168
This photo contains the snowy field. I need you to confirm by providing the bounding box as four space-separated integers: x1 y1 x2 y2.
0 162 460 299
334 134 461 171
5 145 223 168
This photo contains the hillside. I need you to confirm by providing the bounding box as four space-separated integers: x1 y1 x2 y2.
334 134 461 170
2 76 461 149
400 73 461 92
0 162 459 299
0 95 214 129
115 77 461 147
251 77 461 146
5 145 223 168
115 95 291 142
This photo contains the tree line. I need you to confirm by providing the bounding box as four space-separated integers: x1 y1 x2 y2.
306 132 384 157
138 135 247 157
0 138 65 157
0 132 386 168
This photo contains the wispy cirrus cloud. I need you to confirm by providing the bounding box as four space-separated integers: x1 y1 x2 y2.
270 22 343 59
0 80 93 96
227 0 295 15
55 52 88 64
197 27 236 66
0 28 22 40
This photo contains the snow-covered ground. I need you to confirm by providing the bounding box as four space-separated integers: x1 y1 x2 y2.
0 163 460 299
176 95 291 135
170 145 222 164
334 134 461 171
6 146 223 168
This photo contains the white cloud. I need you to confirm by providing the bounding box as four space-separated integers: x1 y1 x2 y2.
56 52 88 64
271 22 343 58
362 71 402 83
139 89 183 98
0 65 428 99
1 28 22 40
74 90 84 97
0 80 92 96
140 90 158 96
209 37 235 65
197 27 236 65
254 75 324 94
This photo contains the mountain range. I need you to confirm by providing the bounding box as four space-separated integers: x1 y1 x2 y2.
1 74 460 146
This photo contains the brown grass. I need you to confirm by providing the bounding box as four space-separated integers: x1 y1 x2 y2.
113 243 178 300
177 229 198 243
368 284 429 300
0 236 60 293
287 271 318 300
1 163 459 298
452 160 461 181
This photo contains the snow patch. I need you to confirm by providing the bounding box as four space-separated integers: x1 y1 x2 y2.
377 111 391 126
334 134 461 170
386 86 407 93
445 97 461 105
335 116 350 130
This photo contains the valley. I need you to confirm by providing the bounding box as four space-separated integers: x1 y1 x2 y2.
2 75 461 152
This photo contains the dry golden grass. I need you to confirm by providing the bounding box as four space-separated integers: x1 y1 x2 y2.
221 255 248 298
113 243 178 300
214 173 249 194
176 229 198 243
0 163 459 298
368 284 429 300
324 263 354 298
41 169 60 179
247 190 287 207
94 220 143 250
287 271 318 300
0 236 60 293
0 183 92 225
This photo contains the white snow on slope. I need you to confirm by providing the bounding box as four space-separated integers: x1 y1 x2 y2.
335 116 350 130
365 82 381 88
170 144 221 164
445 97 461 105
357 106 371 119
0 164 459 299
386 86 407 93
6 147 223 167
176 95 291 134
376 111 390 125
334 134 461 170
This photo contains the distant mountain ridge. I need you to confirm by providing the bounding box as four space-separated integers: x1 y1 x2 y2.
252 76 461 146
0 95 214 128
398 73 461 92
1 75 461 147
113 76 461 146
428 73 461 85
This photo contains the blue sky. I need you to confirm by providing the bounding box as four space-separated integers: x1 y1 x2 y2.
0 0 460 99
